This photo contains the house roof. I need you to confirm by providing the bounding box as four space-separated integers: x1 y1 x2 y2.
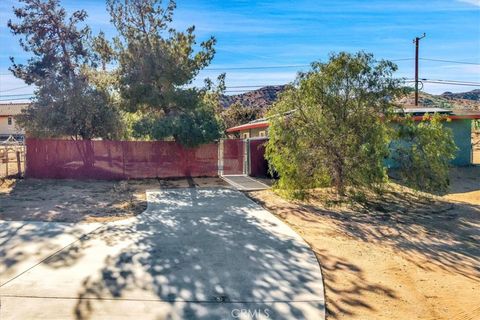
226 119 269 133
410 110 480 121
226 108 480 132
0 103 28 116
398 107 453 115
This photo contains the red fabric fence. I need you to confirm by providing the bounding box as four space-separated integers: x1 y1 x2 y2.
26 138 219 179
222 139 244 175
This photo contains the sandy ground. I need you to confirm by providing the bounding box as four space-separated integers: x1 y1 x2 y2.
473 150 480 164
0 177 227 223
247 167 480 320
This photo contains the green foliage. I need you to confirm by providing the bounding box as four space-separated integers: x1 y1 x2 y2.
9 0 123 140
266 52 403 197
473 119 480 131
107 0 221 145
92 31 115 71
8 0 91 84
392 114 457 193
132 96 221 147
18 75 123 140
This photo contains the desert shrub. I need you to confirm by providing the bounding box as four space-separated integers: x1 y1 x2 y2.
392 114 457 193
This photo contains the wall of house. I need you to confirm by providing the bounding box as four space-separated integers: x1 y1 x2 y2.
387 119 472 167
0 116 24 136
446 119 472 166
238 127 268 139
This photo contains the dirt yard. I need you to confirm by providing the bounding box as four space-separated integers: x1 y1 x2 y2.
1 170 478 319
0 177 227 223
247 167 480 320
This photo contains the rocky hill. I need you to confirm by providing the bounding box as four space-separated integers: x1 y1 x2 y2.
441 89 480 101
398 90 480 111
222 86 480 112
220 85 287 111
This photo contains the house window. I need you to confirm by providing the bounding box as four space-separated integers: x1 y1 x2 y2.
259 131 266 137
242 132 250 139
7 117 12 125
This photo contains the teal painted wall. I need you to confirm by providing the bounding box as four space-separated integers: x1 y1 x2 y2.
445 119 472 166
387 119 472 168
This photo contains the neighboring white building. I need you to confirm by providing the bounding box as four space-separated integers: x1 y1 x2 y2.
0 103 28 140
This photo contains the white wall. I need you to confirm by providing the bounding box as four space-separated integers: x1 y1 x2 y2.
0 116 24 135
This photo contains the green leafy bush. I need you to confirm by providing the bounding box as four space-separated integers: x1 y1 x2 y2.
392 114 457 193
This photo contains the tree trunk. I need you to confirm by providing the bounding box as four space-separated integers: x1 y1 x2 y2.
73 137 95 169
334 161 345 196
83 139 95 169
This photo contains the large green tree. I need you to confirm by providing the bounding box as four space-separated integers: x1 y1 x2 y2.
9 0 123 141
266 52 403 196
108 0 221 146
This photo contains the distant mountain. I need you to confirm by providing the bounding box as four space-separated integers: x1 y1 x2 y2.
398 90 480 111
220 85 287 111
441 89 480 101
221 86 480 113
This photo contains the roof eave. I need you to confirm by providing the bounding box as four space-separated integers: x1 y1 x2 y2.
226 122 270 133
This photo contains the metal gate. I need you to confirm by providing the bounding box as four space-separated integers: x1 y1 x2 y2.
218 139 245 175
219 138 268 177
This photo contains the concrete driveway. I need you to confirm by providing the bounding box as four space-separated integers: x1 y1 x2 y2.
0 188 325 319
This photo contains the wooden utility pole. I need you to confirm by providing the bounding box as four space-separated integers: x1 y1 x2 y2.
414 33 426 106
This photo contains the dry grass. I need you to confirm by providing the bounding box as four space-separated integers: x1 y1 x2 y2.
247 167 480 320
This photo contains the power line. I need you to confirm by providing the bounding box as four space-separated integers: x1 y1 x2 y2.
0 97 32 101
421 80 480 87
203 58 415 71
0 57 478 75
196 57 480 71
419 58 480 65
421 78 480 85
204 64 309 71
0 85 31 93
0 93 34 97
0 79 478 98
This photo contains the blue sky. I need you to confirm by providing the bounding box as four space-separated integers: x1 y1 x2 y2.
1 0 479 101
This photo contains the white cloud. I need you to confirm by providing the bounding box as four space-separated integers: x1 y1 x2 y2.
457 0 480 6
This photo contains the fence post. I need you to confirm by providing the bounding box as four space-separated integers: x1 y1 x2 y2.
122 141 127 179
218 139 223 176
16 151 21 177
5 149 8 177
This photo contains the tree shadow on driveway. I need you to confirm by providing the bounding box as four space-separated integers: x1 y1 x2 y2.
36 188 324 319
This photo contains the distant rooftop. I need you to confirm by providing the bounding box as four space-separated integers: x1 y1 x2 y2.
396 108 453 116
226 107 480 132
0 102 29 116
